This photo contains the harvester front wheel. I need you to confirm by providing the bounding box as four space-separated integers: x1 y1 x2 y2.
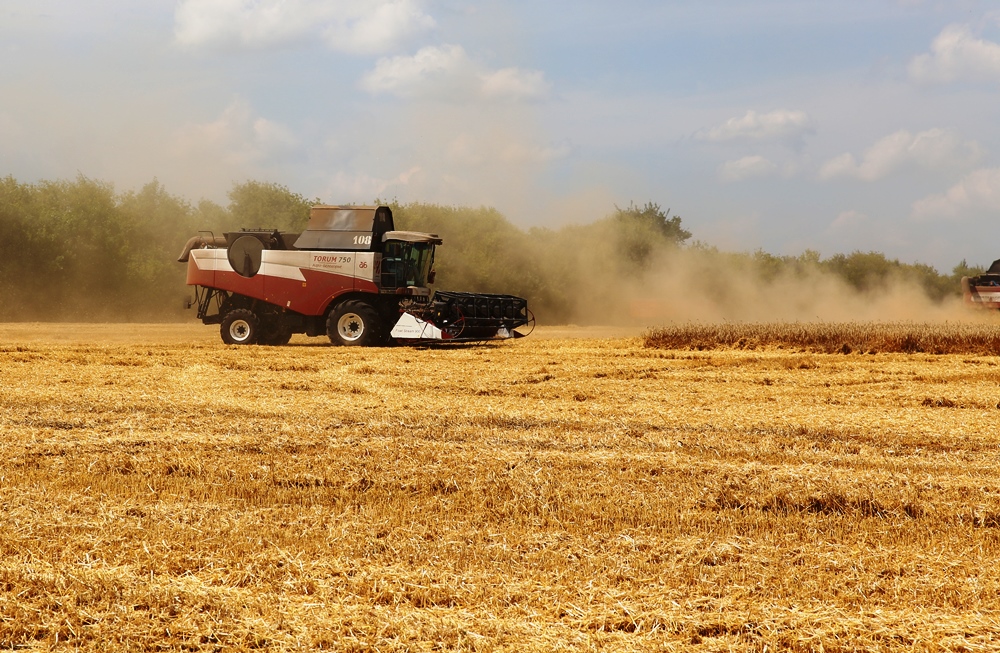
221 309 260 345
328 301 381 346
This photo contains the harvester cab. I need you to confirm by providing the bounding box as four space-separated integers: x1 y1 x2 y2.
178 204 534 346
380 232 441 293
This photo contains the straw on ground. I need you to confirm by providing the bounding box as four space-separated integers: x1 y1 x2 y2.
1 324 999 651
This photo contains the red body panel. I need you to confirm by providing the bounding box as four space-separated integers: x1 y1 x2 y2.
187 249 380 316
186 259 214 287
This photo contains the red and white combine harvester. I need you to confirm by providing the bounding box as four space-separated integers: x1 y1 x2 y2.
177 205 533 346
962 260 1000 310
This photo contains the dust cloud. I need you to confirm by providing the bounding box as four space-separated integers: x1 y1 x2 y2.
575 248 973 326
521 217 980 327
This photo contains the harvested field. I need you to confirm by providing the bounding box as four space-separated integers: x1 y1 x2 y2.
2 323 1000 651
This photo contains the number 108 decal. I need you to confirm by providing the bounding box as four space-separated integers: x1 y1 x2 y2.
353 235 372 245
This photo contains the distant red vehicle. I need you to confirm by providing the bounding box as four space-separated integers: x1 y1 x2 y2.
178 205 533 345
962 260 1000 310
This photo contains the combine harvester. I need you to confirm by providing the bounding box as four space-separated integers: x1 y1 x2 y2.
177 205 533 346
962 260 1000 310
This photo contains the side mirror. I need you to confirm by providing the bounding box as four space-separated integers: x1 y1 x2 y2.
428 270 436 284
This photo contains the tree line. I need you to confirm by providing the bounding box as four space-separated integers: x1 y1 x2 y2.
0 176 311 320
0 175 983 323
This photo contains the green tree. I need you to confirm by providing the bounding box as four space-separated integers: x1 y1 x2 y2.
0 176 42 318
951 259 986 280
227 181 313 231
117 179 197 319
612 202 692 271
823 251 898 292
616 202 691 245
32 176 131 317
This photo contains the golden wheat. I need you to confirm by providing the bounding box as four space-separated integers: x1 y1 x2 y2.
645 320 1000 355
1 324 1000 651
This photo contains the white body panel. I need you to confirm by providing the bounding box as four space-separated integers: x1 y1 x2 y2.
189 249 377 283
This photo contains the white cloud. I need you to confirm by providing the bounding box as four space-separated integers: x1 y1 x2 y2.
174 0 434 54
171 99 297 167
360 44 473 95
719 155 778 182
174 0 318 48
911 167 1000 220
909 23 1000 84
819 128 983 181
322 0 435 55
818 153 857 180
828 210 868 233
362 46 550 100
480 68 550 100
699 109 812 143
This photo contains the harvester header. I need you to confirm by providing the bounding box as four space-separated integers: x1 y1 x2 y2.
177 204 533 346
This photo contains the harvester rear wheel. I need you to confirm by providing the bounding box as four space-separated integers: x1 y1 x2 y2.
327 301 381 347
221 309 260 345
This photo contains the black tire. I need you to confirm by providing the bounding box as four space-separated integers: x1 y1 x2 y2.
327 300 382 346
260 330 292 346
259 317 293 346
221 309 260 345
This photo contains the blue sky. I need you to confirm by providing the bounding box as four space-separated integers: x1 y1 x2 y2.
2 0 999 270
